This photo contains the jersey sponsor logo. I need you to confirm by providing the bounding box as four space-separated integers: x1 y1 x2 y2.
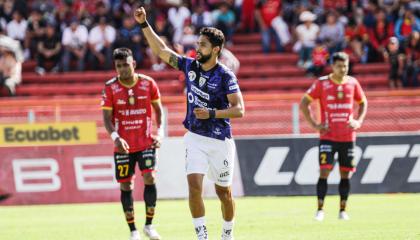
327 95 335 100
327 103 352 110
188 71 196 81
111 84 122 93
213 127 222 135
219 171 230 178
118 109 146 116
208 82 218 89
228 78 237 84
194 96 208 108
117 99 126 105
121 120 143 125
229 85 238 91
137 96 147 100
191 85 210 100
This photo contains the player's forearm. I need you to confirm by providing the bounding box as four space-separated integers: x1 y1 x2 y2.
215 105 244 119
356 101 367 124
141 23 168 58
102 111 116 135
299 97 316 128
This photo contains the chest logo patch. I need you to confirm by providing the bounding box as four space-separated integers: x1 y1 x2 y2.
199 76 207 87
188 71 196 81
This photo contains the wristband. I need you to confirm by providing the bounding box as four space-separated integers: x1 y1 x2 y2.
111 131 120 141
140 21 149 29
157 127 164 138
209 109 216 119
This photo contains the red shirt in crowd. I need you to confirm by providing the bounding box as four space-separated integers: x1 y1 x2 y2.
256 0 281 26
312 46 329 66
305 75 366 142
101 74 161 153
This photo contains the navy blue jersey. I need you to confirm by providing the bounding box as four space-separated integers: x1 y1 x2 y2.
178 56 240 140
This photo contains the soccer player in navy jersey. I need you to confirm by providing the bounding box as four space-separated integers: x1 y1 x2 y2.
102 48 164 240
135 7 245 240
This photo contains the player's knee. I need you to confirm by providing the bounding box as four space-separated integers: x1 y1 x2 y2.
120 182 133 191
215 186 232 202
143 172 155 185
188 183 202 198
319 169 331 178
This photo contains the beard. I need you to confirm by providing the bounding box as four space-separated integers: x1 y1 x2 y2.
196 52 212 63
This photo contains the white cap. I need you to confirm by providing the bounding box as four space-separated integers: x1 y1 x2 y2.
300 11 316 22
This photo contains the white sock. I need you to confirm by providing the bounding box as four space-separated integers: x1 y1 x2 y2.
193 217 207 239
222 219 234 236
193 216 206 228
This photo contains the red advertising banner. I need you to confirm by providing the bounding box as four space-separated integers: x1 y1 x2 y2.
0 144 145 205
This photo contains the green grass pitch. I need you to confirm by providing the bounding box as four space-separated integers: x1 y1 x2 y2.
1 194 419 240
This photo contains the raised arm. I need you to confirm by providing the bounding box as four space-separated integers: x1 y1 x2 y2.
134 7 180 69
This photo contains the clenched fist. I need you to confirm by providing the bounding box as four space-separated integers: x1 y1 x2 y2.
134 7 146 24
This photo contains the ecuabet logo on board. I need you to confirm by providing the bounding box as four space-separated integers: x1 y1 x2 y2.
0 122 97 147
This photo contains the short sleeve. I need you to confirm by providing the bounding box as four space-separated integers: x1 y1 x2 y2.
224 71 240 94
150 79 161 102
353 80 366 104
101 85 113 110
177 56 188 72
305 80 322 101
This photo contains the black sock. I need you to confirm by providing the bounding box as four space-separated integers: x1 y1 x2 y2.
339 179 350 211
144 184 157 225
317 178 328 210
121 190 136 231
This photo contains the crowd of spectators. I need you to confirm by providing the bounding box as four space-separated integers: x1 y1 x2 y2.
0 0 418 89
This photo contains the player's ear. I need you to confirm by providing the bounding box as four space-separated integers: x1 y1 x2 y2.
132 60 137 69
213 46 220 56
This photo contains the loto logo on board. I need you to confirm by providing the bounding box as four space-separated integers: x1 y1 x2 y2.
236 134 420 196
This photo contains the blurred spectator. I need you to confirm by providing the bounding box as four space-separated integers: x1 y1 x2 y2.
255 0 284 53
307 39 329 77
394 7 420 44
383 36 405 89
92 1 111 25
1 0 16 22
367 8 394 62
61 18 88 72
115 15 143 65
168 1 191 43
240 0 255 32
344 14 369 63
191 4 213 33
179 25 198 53
319 12 345 58
35 21 61 75
88 16 116 70
219 48 240 74
402 31 419 87
0 33 22 96
24 8 46 60
111 0 144 29
31 0 56 21
147 14 174 71
6 10 27 46
213 2 235 45
295 11 319 68
322 0 348 13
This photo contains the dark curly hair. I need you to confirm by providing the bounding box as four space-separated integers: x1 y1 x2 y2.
199 27 225 56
